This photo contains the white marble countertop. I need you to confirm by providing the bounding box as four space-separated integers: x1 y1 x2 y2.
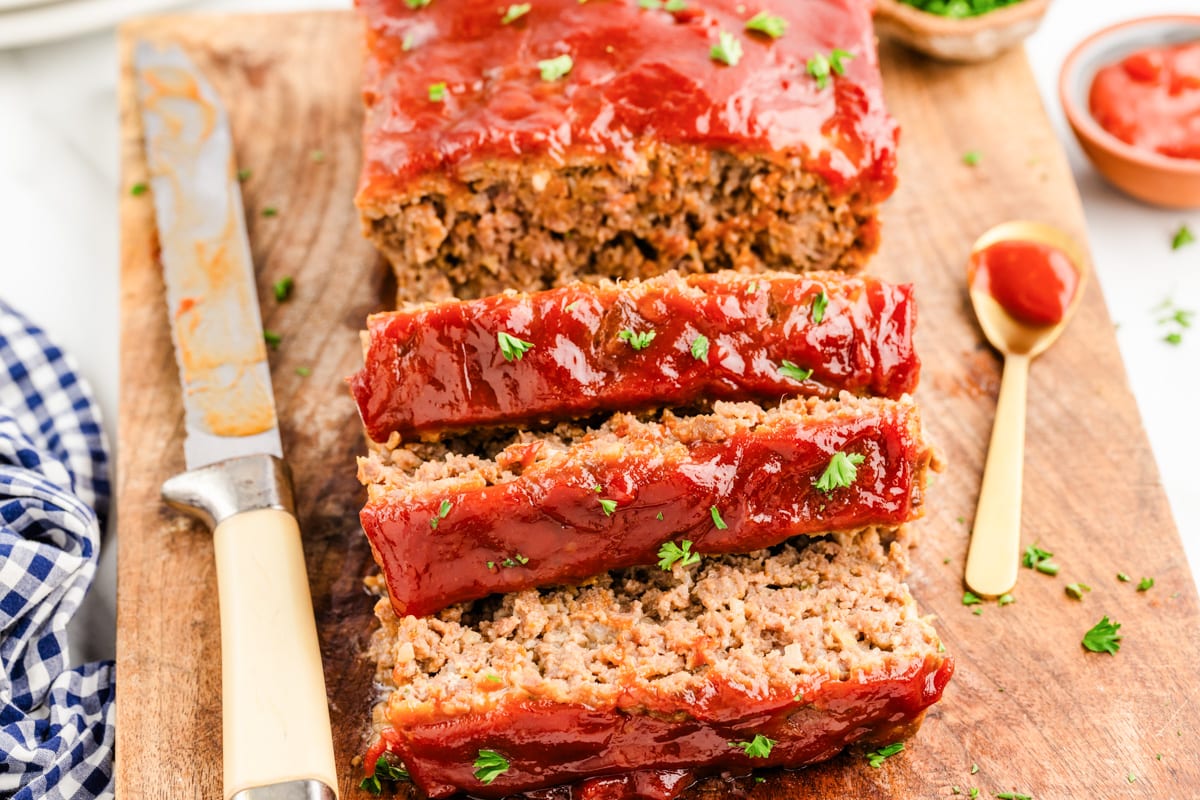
3 0 1197 665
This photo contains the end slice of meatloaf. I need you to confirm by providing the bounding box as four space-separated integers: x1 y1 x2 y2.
354 0 899 300
363 527 954 799
350 270 919 443
358 395 936 617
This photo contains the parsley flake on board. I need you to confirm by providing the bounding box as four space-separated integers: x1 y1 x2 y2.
485 673 502 683
618 328 656 350
691 334 710 361
745 11 788 38
1117 572 1131 582
995 793 1032 800
779 360 812 382
811 290 828 323
1065 582 1091 600
729 734 775 758
130 182 148 196
295 366 312 377
501 2 530 22
814 451 865 493
1138 576 1155 591
430 499 451 530
666 0 687 9
1021 543 1059 575
998 593 1015 606
963 150 982 166
428 82 447 102
711 31 744 66
658 540 701 570
272 276 294 302
237 168 252 181
360 755 410 794
866 742 904 767
261 206 278 217
263 329 282 349
474 750 510 784
310 149 325 163
1082 615 1122 654
497 331 534 361
1172 224 1195 250
962 591 982 606
538 54 574 81
599 498 618 516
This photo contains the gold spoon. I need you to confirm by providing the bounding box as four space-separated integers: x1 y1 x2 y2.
964 221 1089 597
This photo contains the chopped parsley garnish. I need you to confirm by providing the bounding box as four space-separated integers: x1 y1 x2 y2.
1137 576 1154 591
1021 543 1058 575
779 360 812 382
998 593 1015 606
971 763 979 774
968 790 979 799
272 276 294 302
263 329 282 349
963 150 982 166
618 328 656 350
360 755 410 794
745 11 788 38
402 32 417 51
404 0 431 7
1156 299 1193 345
710 31 744 66
501 2 530 22
691 334 710 361
658 539 701 570
1117 572 1130 582
538 54 574 81
1127 773 1137 783
430 499 451 530
261 206 278 217
830 48 854 73
310 149 325 163
428 82 447 102
729 734 775 758
295 366 312 377
1082 615 1122 654
1172 224 1195 250
599 498 618 516
1165 331 1183 345
237 168 252 181
807 48 853 89
710 505 728 529
973 607 984 616
638 0 662 7
656 511 664 520
814 451 865 493
497 331 534 361
130 182 148 196
995 794 1032 800
865 742 904 767
474 750 510 784
1065 582 1091 600
485 673 502 683
962 591 982 606
666 0 687 8
896 0 1021 17
811 290 828 323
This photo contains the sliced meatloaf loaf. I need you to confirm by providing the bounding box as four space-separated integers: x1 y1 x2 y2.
355 0 899 300
351 271 919 442
359 395 935 617
364 527 954 799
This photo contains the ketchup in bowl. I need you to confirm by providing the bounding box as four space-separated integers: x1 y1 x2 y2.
1089 41 1200 161
969 240 1080 326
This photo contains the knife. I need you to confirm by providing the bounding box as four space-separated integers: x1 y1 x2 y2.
134 42 338 800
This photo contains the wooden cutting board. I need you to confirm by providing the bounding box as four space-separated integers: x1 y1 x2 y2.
115 12 1200 799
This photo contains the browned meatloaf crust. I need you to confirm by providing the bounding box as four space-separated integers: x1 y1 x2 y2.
355 0 899 300
359 395 935 617
364 528 954 799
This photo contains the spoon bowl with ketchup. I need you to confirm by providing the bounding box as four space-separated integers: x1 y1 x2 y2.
1061 15 1200 208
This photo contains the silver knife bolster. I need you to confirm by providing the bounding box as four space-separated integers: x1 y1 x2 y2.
230 779 336 800
162 453 295 528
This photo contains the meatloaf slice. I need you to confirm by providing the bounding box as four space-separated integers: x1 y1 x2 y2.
358 395 935 617
350 271 919 443
355 0 898 300
364 528 954 799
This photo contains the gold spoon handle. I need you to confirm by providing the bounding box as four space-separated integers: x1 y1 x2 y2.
965 352 1030 597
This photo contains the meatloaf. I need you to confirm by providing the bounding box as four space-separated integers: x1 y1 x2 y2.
351 271 919 442
364 527 954 799
359 395 934 617
355 0 899 300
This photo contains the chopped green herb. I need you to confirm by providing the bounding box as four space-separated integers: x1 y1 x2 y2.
501 557 518 568
968 790 979 800
710 31 744 66
994 793 1031 800
658 539 701 570
1035 561 1060 576
1117 572 1130 582
538 54 574 81
811 290 828 323
729 734 775 758
866 742 904 768
361 755 410 794
1172 224 1195 250
272 276 294 302
1137 576 1154 591
829 48 854 74
745 11 788 38
1127 773 1137 783
943 557 951 564
486 560 495 569
402 32 417 51
1165 331 1183 345
515 553 529 564
814 451 865 493
691 334 710 361
895 0 1022 18
130 182 148 196
263 329 282 349
484 673 502 683
754 777 765 784
807 52 831 89
710 505 728 530
428 82 447 102
998 593 1014 606
665 0 687 9
497 331 534 361
1021 543 1052 568
1065 582 1091 600
779 360 813 382
430 499 452 530
593 485 603 493
404 0 431 7
656 511 664 520
962 591 982 606
952 789 961 796
261 206 278 217
474 750 510 784
618 328 656 350
237 168 252 181
1082 615 1122 654
638 0 662 7
970 763 979 774
501 2 531 22
972 607 984 616
957 516 966 524
295 366 312 377
963 150 982 167
599 498 618 516
310 148 325 163
564 300 582 312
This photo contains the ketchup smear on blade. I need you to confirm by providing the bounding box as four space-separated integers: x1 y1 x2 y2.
970 240 1080 326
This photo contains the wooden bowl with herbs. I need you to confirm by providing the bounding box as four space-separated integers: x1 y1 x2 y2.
874 0 1051 63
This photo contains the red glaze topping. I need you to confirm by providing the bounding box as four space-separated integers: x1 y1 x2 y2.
969 240 1079 327
1089 41 1200 160
356 0 897 204
350 273 919 443
364 656 954 799
361 400 930 617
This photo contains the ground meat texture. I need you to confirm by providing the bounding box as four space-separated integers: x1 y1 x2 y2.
354 0 898 300
364 529 953 799
350 271 919 442
358 395 935 617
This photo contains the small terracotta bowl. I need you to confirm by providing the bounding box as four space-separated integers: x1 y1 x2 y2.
874 0 1051 63
1060 15 1200 209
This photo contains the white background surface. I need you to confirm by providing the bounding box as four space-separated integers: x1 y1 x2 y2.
1 0 1197 664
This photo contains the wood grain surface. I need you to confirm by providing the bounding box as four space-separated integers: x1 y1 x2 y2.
116 13 1200 799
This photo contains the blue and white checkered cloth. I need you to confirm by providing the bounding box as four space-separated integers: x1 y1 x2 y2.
0 299 115 800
